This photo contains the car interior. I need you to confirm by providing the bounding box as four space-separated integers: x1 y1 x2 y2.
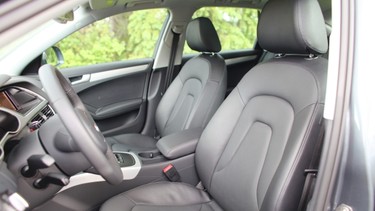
0 0 332 210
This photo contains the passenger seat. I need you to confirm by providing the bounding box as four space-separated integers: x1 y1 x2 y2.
106 17 227 152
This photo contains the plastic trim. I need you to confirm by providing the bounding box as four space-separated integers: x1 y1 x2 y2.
89 65 148 82
58 152 141 193
0 86 49 152
225 55 258 65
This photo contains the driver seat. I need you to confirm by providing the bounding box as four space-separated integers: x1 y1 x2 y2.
101 0 328 210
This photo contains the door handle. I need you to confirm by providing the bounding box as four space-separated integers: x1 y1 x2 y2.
70 74 90 85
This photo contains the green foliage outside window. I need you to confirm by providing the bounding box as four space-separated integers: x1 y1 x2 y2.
57 9 168 68
56 7 258 68
184 7 258 54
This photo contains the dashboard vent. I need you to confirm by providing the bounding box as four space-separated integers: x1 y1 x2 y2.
28 105 55 130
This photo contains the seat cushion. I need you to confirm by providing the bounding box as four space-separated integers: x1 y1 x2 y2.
106 134 157 152
100 182 223 211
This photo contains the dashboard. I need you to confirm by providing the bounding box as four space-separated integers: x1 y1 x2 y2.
0 90 17 111
0 76 55 159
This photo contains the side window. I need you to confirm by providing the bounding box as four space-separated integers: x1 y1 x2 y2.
184 7 258 54
56 9 168 68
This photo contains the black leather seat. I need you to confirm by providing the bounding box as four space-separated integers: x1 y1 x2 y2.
101 0 328 210
106 17 227 152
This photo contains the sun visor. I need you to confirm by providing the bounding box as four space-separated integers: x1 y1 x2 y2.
89 0 117 9
89 0 163 10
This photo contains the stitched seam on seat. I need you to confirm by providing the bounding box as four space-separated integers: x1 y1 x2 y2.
305 62 323 104
188 81 218 130
236 86 246 106
256 59 320 113
123 194 137 206
161 77 184 130
255 122 274 209
130 190 212 207
125 181 204 198
200 63 226 127
164 78 201 132
272 103 319 210
195 56 214 82
207 96 246 189
181 76 204 83
181 93 195 129
199 55 226 83
215 119 257 172
189 55 226 128
201 81 221 128
184 84 205 130
133 202 213 208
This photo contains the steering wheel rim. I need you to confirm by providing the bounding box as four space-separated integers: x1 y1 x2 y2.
39 64 123 184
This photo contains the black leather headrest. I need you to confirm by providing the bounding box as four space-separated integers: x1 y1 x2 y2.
186 17 221 53
258 0 328 55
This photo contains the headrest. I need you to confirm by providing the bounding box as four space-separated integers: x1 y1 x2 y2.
258 0 328 55
186 17 221 53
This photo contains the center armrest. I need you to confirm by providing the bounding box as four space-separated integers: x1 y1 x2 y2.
156 128 203 159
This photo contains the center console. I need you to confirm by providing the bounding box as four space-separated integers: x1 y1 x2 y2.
63 128 202 192
33 128 203 211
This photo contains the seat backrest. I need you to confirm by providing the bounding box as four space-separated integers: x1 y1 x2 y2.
195 0 328 210
155 17 227 137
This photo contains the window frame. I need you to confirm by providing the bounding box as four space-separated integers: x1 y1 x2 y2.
54 8 170 69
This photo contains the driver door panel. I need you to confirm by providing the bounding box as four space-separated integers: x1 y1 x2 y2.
60 60 153 136
52 9 169 137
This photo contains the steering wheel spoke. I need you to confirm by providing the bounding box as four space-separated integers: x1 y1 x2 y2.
39 64 123 185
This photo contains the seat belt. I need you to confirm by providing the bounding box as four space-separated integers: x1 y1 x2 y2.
163 27 181 94
153 27 181 139
297 121 325 211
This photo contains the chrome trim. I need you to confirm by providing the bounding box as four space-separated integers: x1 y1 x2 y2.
58 152 141 193
0 86 49 151
71 74 90 85
225 55 257 65
90 65 148 82
8 192 29 211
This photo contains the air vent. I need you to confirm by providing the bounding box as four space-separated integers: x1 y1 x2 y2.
28 105 55 131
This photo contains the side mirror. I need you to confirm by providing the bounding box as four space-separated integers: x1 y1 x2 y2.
54 10 74 24
42 46 64 67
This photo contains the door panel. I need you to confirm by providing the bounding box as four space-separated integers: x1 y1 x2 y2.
52 9 169 137
221 49 262 95
60 59 153 136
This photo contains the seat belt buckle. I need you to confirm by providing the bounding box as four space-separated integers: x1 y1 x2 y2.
163 164 180 182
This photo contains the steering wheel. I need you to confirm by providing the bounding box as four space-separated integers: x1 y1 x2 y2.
39 64 123 185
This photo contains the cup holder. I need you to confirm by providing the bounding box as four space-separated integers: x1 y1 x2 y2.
138 151 162 159
114 153 136 167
